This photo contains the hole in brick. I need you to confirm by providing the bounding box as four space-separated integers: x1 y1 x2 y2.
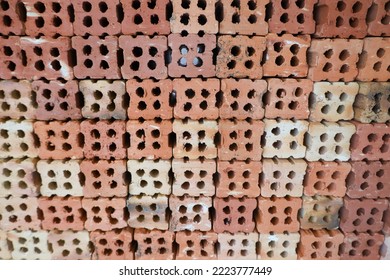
134 14 143 24
193 57 203 67
275 56 285 66
223 206 230 215
148 60 157 70
248 14 257 24
245 60 253 69
337 1 346 11
290 57 299 67
232 12 240 23
272 140 282 149
349 17 359 27
340 64 349 73
180 13 189 25
198 14 207 25
280 13 289 23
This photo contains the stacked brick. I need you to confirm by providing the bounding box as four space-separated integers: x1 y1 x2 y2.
0 0 389 260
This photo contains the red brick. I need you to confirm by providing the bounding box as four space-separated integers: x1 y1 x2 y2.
133 229 174 260
8 230 51 260
90 229 133 260
259 232 300 260
298 229 343 260
340 232 384 260
217 232 258 260
367 0 390 36
173 78 219 120
0 197 40 230
0 0 24 35
48 230 91 260
175 230 217 260
0 36 24 79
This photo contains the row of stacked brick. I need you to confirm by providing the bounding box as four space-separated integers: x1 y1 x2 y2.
1 0 389 37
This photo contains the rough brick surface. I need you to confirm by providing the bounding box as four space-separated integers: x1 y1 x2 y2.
0 36 24 79
0 196 40 230
0 0 24 35
259 232 300 260
381 236 390 260
8 230 51 260
48 230 91 260
0 230 11 259
217 232 258 260
340 232 384 260
367 0 390 36
175 230 217 260
298 229 343 260
133 229 174 260
90 229 133 260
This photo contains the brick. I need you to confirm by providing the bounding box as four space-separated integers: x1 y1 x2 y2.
133 229 174 260
127 195 168 230
354 82 390 123
121 0 170 35
0 0 24 35
0 230 11 259
81 120 126 160
264 34 310 77
175 230 217 260
305 121 356 162
33 80 82 121
8 230 51 260
34 121 83 160
173 78 219 120
80 80 126 120
264 78 311 119
263 119 308 158
308 39 363 82
384 203 390 235
314 0 372 38
90 229 133 260
220 79 266 120
48 230 91 260
173 119 217 159
303 161 350 197
357 38 390 82
127 119 172 160
0 197 40 230
216 35 265 79
367 0 390 36
170 0 218 34
168 34 216 78
38 197 84 231
340 197 388 233
0 158 38 198
23 0 73 36
268 0 317 34
259 232 300 260
0 120 38 159
0 80 36 120
381 236 390 260
172 159 216 197
0 36 24 79
72 36 120 79
73 0 120 35
298 229 343 260
350 122 390 161
81 159 127 198
261 158 306 198
127 79 173 120
340 232 384 260
213 197 257 233
347 161 390 199
217 232 258 260
128 159 171 196
310 82 359 122
257 196 302 233
82 198 127 231
219 0 268 35
37 159 82 197
217 160 261 198
299 195 343 230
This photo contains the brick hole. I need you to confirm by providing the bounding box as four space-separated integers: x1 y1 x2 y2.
336 16 344 27
280 13 289 23
275 56 285 66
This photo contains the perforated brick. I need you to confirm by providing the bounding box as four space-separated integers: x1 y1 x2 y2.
33 80 82 121
168 34 216 78
37 159 82 197
0 120 38 159
308 39 363 82
127 119 172 160
23 0 73 36
48 230 92 260
173 78 219 120
298 229 343 260
299 195 343 230
0 197 40 230
367 0 390 36
34 121 83 160
354 82 390 123
175 230 217 260
340 232 384 260
347 161 390 199
0 36 24 79
172 159 216 197
217 232 258 260
80 80 126 120
90 229 133 260
213 197 257 233
173 119 218 159
38 197 84 231
340 197 388 233
265 78 310 119
73 0 120 35
219 0 268 35
350 122 390 161
259 232 300 260
127 195 168 230
0 0 24 35
72 36 120 79
220 79 266 120
127 79 173 120
216 35 266 79
261 158 306 198
217 160 261 198
0 230 10 259
305 121 356 162
303 161 350 197
8 230 51 260
81 159 127 198
133 228 174 260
